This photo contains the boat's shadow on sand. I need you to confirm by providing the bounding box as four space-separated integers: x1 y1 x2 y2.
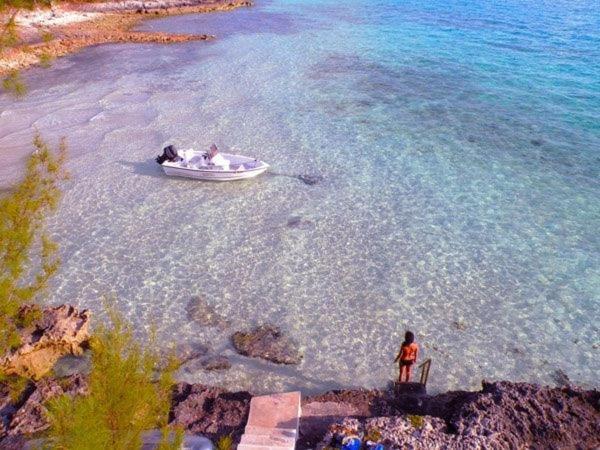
118 159 165 179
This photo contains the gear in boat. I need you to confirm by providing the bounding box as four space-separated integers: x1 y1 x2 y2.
156 144 269 181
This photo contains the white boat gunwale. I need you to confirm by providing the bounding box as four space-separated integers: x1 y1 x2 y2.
158 149 269 181
161 160 269 174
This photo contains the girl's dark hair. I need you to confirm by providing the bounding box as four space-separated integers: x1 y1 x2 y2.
402 331 415 347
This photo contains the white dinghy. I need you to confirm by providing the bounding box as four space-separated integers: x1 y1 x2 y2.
156 144 269 181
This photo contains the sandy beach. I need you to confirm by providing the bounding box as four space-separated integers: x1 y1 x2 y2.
0 0 252 75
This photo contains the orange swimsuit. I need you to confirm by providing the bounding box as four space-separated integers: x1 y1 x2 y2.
399 343 418 366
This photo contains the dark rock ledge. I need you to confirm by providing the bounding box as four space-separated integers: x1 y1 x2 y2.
1 378 597 449
231 324 303 365
302 381 600 450
0 305 90 380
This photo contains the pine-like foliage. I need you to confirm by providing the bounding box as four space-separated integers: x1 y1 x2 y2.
0 0 52 47
46 307 184 450
0 0 52 14
1 0 54 95
216 434 233 450
0 133 68 353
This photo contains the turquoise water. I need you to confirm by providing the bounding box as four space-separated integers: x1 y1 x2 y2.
0 0 598 394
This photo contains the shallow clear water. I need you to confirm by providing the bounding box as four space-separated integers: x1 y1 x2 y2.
0 0 599 394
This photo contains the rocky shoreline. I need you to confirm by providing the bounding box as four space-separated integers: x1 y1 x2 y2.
0 0 253 76
2 376 598 449
1 305 598 449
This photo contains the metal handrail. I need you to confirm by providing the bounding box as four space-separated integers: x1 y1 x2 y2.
418 358 432 386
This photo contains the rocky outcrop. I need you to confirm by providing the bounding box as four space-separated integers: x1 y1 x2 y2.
0 0 254 76
0 375 597 450
172 342 210 365
231 325 302 365
73 0 253 13
170 383 252 442
186 296 230 329
318 416 489 450
313 381 600 450
0 305 90 380
0 374 87 444
448 381 600 449
200 355 231 371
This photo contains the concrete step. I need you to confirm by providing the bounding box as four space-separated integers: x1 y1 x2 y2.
240 434 296 447
244 426 297 438
240 391 301 450
237 444 295 450
246 391 301 432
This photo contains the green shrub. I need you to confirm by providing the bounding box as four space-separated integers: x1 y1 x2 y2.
45 307 182 450
364 427 382 442
407 414 424 429
0 373 31 402
39 52 54 68
0 134 67 355
1 70 27 97
216 434 233 450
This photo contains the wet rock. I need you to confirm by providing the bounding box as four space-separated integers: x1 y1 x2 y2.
297 174 323 185
0 305 90 380
231 325 302 365
287 216 313 229
52 352 91 378
510 347 525 355
451 320 467 331
170 383 252 441
551 368 570 387
287 216 303 227
200 355 231 371
173 342 210 365
186 296 229 329
530 138 544 147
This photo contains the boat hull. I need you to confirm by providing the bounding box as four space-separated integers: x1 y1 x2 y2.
161 164 268 181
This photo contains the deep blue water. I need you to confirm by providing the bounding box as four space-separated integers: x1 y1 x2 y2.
0 0 598 393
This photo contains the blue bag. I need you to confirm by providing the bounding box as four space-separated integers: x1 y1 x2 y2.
341 437 361 450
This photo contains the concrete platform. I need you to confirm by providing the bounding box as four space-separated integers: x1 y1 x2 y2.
239 434 296 447
244 426 297 439
246 391 301 430
238 391 301 450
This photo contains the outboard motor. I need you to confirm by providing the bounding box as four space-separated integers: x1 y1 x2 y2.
156 145 181 164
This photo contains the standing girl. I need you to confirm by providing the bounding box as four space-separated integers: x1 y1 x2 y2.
394 331 419 382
